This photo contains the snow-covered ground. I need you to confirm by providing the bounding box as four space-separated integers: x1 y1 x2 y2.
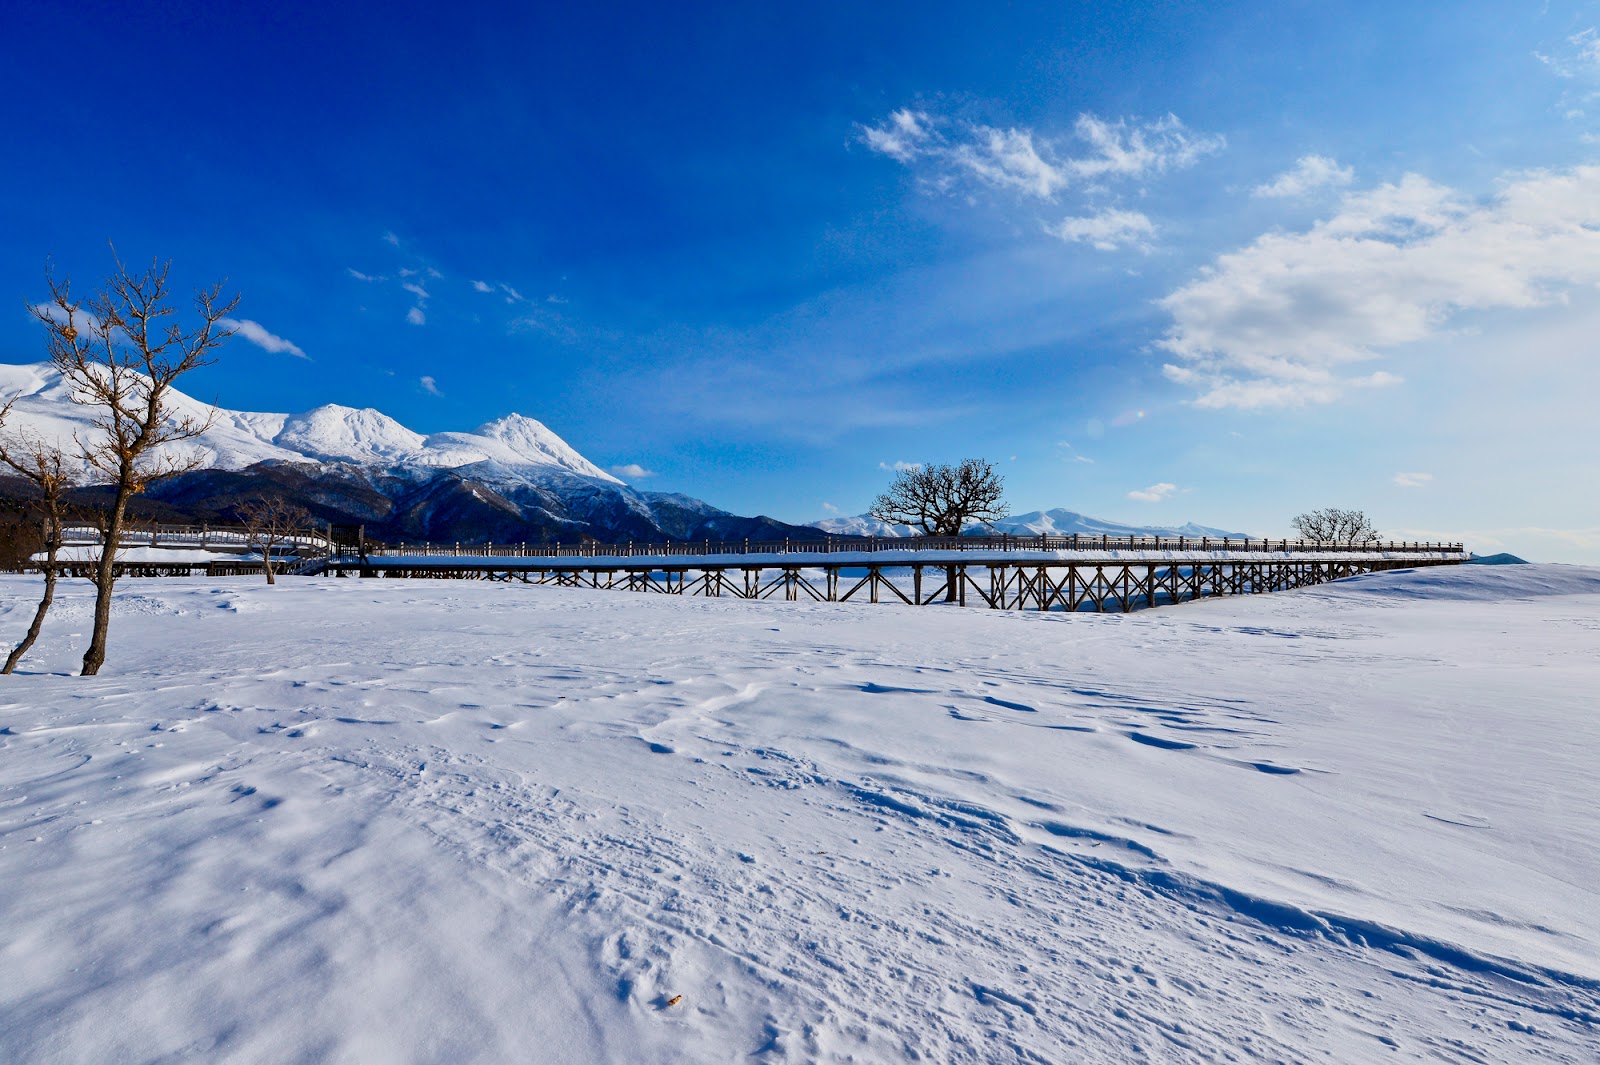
2 566 1597 1063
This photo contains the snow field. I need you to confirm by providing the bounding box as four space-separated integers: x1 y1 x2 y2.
1 566 1597 1062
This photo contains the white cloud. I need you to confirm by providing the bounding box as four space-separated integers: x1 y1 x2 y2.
219 318 309 360
610 463 655 480
820 501 841 514
500 283 525 304
419 375 442 396
402 281 430 303
951 126 1068 198
406 307 426 326
1066 113 1224 182
471 280 493 293
1392 471 1433 488
878 460 923 472
347 268 381 282
859 110 1221 201
1159 166 1600 409
1046 208 1155 251
1127 482 1178 503
383 231 401 246
859 108 933 163
1253 154 1355 199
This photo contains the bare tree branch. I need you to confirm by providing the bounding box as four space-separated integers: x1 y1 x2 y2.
238 496 314 585
870 459 1009 602
28 253 238 674
1291 507 1380 546
869 459 1009 537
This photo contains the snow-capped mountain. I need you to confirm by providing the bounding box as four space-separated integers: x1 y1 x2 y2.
810 508 1253 540
0 362 620 483
0 362 804 544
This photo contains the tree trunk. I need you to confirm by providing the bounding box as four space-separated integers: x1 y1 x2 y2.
264 543 276 585
3 514 61 674
944 563 959 602
81 489 132 676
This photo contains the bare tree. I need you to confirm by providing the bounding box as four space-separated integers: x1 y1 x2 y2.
1291 507 1380 546
0 408 77 673
870 458 1008 601
32 254 236 675
238 496 313 584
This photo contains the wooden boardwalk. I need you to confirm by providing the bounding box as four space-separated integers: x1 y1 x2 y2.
331 534 1468 613
48 525 1468 612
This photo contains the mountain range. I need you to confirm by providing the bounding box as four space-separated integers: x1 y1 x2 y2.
0 362 808 545
0 361 1253 546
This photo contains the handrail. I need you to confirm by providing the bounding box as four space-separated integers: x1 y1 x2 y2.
55 522 1466 559
359 533 1465 559
57 523 330 550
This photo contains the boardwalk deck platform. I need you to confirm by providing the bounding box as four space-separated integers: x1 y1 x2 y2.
47 525 1467 612
329 535 1468 613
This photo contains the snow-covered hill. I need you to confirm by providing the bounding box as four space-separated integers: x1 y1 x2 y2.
811 507 1252 539
0 361 804 544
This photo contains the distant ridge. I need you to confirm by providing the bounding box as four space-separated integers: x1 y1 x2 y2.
1466 552 1529 565
810 507 1252 540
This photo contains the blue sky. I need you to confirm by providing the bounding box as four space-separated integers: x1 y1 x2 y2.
4 2 1599 561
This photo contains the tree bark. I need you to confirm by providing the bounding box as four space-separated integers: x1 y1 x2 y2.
3 516 61 674
81 488 132 676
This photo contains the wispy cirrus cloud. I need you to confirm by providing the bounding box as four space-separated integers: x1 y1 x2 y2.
878 460 923 473
1393 471 1433 488
1159 166 1600 409
419 375 442 396
860 108 1221 254
1253 155 1354 199
219 318 309 360
860 109 1223 200
351 231 440 325
1535 27 1600 78
609 463 655 480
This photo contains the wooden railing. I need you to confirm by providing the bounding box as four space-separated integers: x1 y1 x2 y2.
59 523 330 551
360 533 1466 559
58 523 1466 560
